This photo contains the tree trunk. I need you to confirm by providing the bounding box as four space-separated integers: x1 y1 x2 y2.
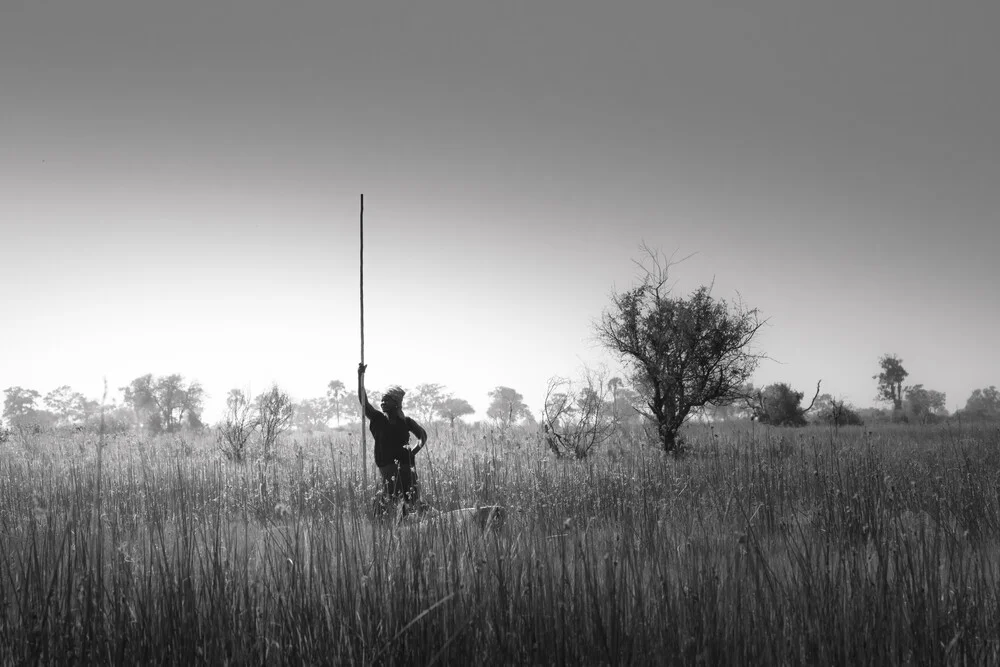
658 421 678 452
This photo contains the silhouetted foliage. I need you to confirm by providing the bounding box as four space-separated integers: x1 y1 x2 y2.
813 394 865 427
748 382 821 426
904 384 948 424
957 386 1000 421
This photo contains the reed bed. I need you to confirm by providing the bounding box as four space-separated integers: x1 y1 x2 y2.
2 422 1000 665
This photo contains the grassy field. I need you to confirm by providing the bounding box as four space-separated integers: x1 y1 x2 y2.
2 420 1000 665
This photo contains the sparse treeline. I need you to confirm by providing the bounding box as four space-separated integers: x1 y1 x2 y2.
4 247 1000 453
0 377 529 439
3 369 1000 452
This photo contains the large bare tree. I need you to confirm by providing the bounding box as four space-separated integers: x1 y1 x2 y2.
596 248 766 451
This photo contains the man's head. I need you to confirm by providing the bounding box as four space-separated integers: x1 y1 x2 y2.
381 386 406 414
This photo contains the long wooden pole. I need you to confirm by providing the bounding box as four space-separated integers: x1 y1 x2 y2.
360 194 367 481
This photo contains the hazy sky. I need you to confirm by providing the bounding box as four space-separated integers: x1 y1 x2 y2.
2 0 998 422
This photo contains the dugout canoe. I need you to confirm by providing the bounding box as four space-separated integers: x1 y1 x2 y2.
391 505 506 532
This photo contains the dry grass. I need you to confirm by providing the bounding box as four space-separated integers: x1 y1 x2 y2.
2 421 1000 664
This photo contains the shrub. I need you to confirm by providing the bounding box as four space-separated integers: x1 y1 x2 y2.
217 389 259 462
256 385 293 459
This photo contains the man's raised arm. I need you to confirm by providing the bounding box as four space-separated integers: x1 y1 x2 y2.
357 363 378 420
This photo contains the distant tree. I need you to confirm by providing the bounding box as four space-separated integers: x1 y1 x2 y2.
812 393 834 417
957 386 1000 421
857 407 893 425
700 401 749 422
609 385 645 426
326 380 346 425
342 391 362 422
436 396 475 428
410 383 446 423
486 386 531 429
226 388 247 409
256 385 293 458
120 374 205 434
607 377 623 421
812 394 864 427
84 398 133 434
43 385 88 425
596 247 765 452
748 382 822 426
294 398 330 432
121 375 157 431
874 354 908 412
78 395 100 425
341 389 390 422
3 386 42 426
179 380 205 430
904 384 948 423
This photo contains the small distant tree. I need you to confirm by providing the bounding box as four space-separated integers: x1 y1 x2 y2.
121 374 205 433
326 380 346 425
958 386 1000 421
43 385 87 425
607 377 624 421
813 394 864 428
77 395 101 425
748 382 821 426
857 407 893 425
3 386 42 427
486 386 531 429
436 396 475 428
341 391 361 422
180 380 206 430
904 384 947 423
609 385 645 426
86 399 133 434
256 385 293 458
410 383 446 423
121 375 158 430
217 389 259 462
543 367 616 459
874 354 908 412
341 389 388 422
596 247 766 452
700 400 751 422
294 398 330 432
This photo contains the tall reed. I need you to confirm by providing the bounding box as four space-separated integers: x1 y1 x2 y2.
2 423 999 664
